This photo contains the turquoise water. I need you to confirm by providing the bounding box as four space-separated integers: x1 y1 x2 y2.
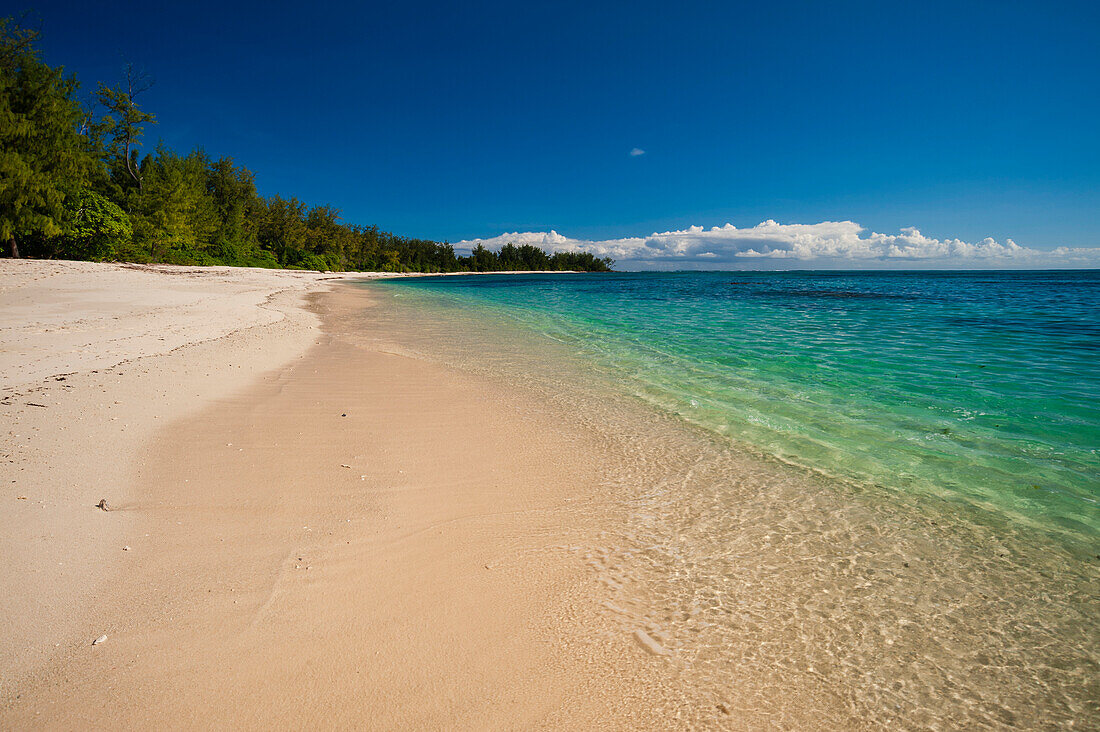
369 271 1098 727
381 270 1100 542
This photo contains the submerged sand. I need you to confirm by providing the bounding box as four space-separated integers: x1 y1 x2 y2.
3 260 1096 729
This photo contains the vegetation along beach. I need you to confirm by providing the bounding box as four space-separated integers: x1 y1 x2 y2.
3 2 1098 729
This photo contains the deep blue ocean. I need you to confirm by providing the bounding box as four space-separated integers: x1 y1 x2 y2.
381 270 1100 541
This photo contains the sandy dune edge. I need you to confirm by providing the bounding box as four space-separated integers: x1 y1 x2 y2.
2 264 675 728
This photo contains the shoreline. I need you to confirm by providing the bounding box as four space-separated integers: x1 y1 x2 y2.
4 260 1096 728
1 262 674 728
358 276 1100 728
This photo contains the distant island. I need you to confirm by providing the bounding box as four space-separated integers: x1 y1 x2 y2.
0 18 612 273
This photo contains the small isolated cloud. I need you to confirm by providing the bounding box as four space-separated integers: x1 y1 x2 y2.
629 148 645 157
456 220 1100 270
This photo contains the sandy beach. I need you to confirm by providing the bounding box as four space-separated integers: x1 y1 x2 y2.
0 260 671 728
6 2 1098 726
5 260 1096 730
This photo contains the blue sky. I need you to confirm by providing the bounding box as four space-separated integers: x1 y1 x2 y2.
26 0 1100 266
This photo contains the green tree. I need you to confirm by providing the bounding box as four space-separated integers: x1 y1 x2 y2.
436 241 458 271
304 204 351 270
382 249 402 272
95 63 155 196
0 18 99 257
206 156 259 263
498 242 520 270
131 147 220 261
56 189 131 260
0 17 615 273
256 195 308 266
471 243 498 272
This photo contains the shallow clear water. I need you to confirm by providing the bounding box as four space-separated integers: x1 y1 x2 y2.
381 271 1100 543
364 272 1100 728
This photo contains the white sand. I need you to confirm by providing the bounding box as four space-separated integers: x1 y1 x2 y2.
0 260 370 683
1 260 670 728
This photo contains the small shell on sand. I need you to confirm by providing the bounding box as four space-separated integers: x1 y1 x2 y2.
92 634 107 645
632 629 668 656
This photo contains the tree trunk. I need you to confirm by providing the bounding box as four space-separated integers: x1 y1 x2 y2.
9 236 19 258
125 141 142 191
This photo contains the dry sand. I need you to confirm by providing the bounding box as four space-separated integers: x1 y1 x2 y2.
1 260 674 729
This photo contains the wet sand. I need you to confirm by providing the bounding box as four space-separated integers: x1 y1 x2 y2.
1 268 676 728
5 261 1095 729
337 279 1100 730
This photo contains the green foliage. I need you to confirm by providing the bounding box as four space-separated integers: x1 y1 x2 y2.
57 189 131 260
256 194 308 266
470 243 496 272
0 18 614 273
95 64 156 195
0 18 98 257
129 145 219 259
205 156 259 263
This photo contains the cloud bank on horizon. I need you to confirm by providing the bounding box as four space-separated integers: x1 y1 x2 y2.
456 221 1100 270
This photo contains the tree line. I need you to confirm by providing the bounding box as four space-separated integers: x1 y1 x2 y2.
0 18 613 273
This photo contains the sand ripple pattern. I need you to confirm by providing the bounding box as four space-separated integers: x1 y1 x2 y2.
368 282 1100 730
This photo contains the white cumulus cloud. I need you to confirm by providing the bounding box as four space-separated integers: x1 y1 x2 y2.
629 148 646 156
456 220 1100 270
